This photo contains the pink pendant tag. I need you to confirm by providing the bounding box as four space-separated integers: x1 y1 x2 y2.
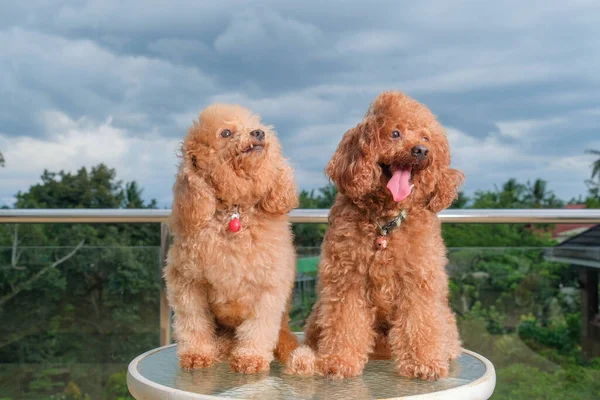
375 235 387 250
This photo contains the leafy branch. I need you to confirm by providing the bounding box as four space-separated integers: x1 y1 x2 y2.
585 149 600 190
9 225 25 270
0 240 85 307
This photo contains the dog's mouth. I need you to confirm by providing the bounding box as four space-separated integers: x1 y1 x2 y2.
241 143 265 154
380 163 416 202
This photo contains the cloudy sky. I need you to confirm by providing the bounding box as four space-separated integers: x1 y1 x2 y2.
1 1 599 207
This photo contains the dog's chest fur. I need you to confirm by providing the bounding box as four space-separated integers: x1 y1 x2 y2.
179 207 295 325
328 206 445 318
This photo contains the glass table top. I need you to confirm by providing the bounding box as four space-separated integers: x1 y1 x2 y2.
131 345 494 400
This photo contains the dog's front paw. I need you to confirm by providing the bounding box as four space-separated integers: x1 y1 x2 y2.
230 353 270 374
178 349 216 369
317 354 364 379
396 357 449 381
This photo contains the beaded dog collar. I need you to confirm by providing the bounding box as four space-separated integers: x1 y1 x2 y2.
373 209 407 250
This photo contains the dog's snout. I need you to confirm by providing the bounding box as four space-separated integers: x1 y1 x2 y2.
250 129 265 141
411 145 429 160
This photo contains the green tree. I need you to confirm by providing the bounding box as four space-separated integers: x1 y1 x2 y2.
0 151 4 167
529 179 548 207
0 164 159 399
524 179 563 208
443 178 558 248
449 191 469 209
317 183 337 208
583 149 600 208
293 184 338 248
585 149 600 185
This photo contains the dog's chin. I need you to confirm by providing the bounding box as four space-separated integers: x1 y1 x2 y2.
240 143 267 155
226 146 268 177
226 143 268 171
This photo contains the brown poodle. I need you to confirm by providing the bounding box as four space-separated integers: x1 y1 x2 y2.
164 104 300 374
286 91 464 381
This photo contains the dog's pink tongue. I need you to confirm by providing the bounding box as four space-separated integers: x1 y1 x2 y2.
386 166 412 202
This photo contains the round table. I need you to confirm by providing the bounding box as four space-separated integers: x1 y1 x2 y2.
127 344 495 400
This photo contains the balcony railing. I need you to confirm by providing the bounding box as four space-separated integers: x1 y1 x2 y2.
2 208 600 224
2 208 600 399
2 208 600 345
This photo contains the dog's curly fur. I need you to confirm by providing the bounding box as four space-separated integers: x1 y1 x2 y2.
165 104 300 374
285 91 464 381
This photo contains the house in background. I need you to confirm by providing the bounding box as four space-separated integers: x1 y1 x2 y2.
546 223 600 358
551 204 596 243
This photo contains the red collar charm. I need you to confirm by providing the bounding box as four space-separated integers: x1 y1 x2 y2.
228 209 241 233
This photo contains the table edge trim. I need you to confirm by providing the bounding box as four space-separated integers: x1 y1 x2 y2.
128 344 225 400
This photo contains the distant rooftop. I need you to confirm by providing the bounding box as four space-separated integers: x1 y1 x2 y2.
551 204 596 242
547 223 600 269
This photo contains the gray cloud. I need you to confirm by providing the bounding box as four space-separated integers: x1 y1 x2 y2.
1 0 600 206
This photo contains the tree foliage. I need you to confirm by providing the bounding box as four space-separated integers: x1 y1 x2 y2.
0 164 159 399
585 149 600 184
293 184 337 249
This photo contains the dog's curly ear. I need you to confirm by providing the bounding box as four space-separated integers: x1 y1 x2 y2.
325 118 378 199
260 163 299 215
169 154 216 236
426 167 465 213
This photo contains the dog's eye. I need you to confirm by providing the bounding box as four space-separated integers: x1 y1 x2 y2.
422 136 429 142
391 130 401 139
220 129 232 138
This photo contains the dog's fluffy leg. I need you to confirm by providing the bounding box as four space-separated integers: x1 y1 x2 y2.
230 290 287 374
165 264 217 369
389 285 452 381
311 271 376 379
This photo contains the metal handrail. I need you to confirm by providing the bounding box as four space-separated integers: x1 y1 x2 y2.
3 206 600 347
1 208 600 224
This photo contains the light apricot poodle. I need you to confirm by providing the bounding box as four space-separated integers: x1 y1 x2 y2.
286 91 464 381
165 104 299 374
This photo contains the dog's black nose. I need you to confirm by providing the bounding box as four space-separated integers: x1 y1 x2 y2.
411 145 429 160
250 129 265 141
